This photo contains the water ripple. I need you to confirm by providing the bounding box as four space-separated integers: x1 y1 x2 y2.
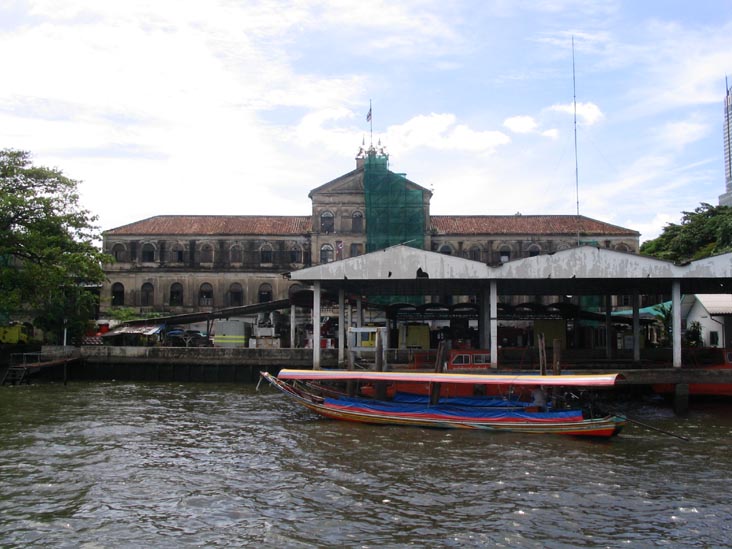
1 383 731 547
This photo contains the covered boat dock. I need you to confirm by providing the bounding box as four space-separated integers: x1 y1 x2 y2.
287 244 732 373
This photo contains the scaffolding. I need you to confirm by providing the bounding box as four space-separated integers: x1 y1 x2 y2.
364 151 425 252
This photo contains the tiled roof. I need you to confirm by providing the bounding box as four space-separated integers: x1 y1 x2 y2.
430 215 639 236
105 214 638 238
105 215 312 236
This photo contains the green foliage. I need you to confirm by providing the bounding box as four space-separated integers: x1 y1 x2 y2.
683 320 702 348
106 307 163 323
652 302 672 346
0 149 110 342
640 203 732 263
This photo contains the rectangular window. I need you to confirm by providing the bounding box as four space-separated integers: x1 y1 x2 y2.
710 331 719 346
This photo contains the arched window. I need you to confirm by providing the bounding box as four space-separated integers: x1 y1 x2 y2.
170 243 185 264
439 244 453 255
199 283 214 306
288 283 304 300
352 211 363 233
141 283 154 307
289 245 302 264
320 211 334 233
230 245 243 264
615 243 631 253
170 283 183 306
260 243 273 264
111 283 125 306
528 244 541 257
229 283 243 307
469 246 482 261
111 244 126 262
258 283 273 303
320 244 334 264
200 244 214 263
141 243 155 262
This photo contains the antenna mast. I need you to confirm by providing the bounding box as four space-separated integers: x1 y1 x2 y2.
572 36 580 246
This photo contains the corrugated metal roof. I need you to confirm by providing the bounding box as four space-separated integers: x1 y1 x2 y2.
102 325 163 336
430 215 639 236
695 294 732 315
105 215 311 236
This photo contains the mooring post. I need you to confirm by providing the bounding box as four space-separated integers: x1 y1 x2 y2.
673 383 689 415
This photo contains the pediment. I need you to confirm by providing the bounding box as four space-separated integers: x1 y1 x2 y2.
308 167 431 198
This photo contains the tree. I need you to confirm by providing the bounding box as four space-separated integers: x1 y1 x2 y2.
652 302 672 346
640 203 732 263
0 149 109 343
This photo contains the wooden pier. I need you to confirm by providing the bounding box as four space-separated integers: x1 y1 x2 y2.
3 345 731 414
1 349 80 386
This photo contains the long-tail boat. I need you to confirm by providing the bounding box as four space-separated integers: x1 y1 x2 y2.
260 369 626 438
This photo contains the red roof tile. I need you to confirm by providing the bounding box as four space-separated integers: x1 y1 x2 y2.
105 215 311 236
430 215 638 236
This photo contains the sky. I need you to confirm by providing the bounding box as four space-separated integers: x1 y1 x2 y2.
2 0 732 243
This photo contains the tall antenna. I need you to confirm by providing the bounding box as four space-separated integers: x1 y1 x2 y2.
572 36 580 246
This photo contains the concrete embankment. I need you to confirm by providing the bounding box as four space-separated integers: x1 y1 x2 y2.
76 346 338 382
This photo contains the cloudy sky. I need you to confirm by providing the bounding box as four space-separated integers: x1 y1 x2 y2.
2 0 732 242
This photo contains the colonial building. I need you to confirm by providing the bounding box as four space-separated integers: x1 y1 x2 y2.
101 147 639 315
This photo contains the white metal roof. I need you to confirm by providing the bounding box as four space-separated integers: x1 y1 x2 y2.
694 294 732 315
288 245 732 297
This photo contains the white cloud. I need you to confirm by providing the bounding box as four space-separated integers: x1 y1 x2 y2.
631 212 679 242
548 102 605 125
655 118 711 150
503 115 538 133
386 114 510 154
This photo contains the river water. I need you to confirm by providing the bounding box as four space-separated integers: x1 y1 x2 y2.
1 381 731 548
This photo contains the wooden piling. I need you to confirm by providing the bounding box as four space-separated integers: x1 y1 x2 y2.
673 383 689 415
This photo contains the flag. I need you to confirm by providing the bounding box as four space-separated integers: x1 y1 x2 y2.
366 107 372 122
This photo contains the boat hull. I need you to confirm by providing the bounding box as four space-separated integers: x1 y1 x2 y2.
261 372 624 438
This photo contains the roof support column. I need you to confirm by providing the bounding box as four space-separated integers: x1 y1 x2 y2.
313 281 321 370
605 294 613 359
633 289 640 362
672 280 681 368
338 288 345 366
356 297 362 328
290 303 296 348
479 289 489 349
490 280 498 368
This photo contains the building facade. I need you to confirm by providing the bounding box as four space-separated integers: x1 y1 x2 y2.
101 148 640 315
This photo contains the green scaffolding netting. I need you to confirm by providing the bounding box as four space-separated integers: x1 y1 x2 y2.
364 153 424 253
363 152 425 305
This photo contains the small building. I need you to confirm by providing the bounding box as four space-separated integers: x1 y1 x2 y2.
682 294 732 348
